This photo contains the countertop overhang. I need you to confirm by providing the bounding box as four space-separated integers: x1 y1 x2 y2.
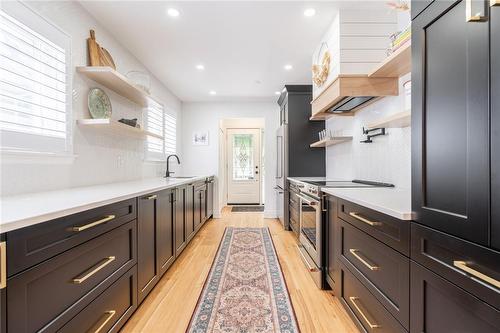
0 176 212 233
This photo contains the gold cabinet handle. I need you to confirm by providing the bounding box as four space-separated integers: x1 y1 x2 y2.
71 215 116 232
492 0 500 6
349 212 382 226
71 256 115 284
144 194 157 200
92 310 116 333
466 0 488 21
0 241 6 289
349 297 381 329
453 261 500 289
349 249 380 271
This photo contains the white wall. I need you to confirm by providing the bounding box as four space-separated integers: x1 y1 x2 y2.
181 102 279 218
0 1 182 196
325 74 411 189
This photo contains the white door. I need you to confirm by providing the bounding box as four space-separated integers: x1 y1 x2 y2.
227 128 261 204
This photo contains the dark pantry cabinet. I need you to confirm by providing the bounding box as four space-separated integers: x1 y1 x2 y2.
412 0 493 247
491 1 500 250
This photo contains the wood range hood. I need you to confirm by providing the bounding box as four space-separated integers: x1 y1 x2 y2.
310 74 399 120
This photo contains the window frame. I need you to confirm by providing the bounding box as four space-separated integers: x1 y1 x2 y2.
0 1 73 157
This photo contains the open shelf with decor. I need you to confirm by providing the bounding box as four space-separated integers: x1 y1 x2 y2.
77 66 154 107
77 119 163 140
366 110 411 129
369 42 411 78
310 136 353 148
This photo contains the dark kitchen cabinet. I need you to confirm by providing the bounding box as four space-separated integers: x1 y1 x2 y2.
157 189 175 275
138 189 174 303
175 187 187 255
492 2 500 250
410 261 500 333
0 234 5 333
194 182 207 230
185 184 195 241
412 0 490 246
326 195 338 292
206 177 214 219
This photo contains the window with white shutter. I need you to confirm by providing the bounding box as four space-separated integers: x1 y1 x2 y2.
164 113 176 155
145 99 165 160
0 2 72 155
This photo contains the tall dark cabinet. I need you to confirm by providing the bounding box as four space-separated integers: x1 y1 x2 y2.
412 1 500 330
412 0 490 246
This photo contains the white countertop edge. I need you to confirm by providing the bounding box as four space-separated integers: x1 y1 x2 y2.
0 176 212 233
321 187 413 221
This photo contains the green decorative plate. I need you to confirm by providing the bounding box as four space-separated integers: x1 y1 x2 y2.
88 88 112 119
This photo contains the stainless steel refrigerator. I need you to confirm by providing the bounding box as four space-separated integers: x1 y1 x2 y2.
274 85 325 230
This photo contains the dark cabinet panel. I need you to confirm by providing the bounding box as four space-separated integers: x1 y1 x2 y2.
340 219 410 329
340 264 406 333
201 185 207 223
338 199 410 255
157 189 175 275
8 221 136 333
7 198 136 276
59 266 137 333
194 187 201 231
492 2 500 251
411 223 500 309
185 184 195 241
175 187 187 255
137 193 159 304
326 195 338 291
411 0 434 19
410 261 500 333
412 0 490 245
206 178 214 219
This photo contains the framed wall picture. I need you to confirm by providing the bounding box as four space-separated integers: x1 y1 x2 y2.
193 131 209 146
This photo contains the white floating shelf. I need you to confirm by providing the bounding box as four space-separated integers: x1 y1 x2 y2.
367 110 411 129
77 119 163 140
310 136 353 148
77 66 154 107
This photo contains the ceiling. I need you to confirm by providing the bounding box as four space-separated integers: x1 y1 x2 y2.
79 1 342 102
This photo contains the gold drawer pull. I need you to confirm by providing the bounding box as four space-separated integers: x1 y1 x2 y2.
350 249 380 271
72 215 116 232
466 0 488 21
71 256 116 284
145 194 157 200
349 296 381 329
453 261 500 289
0 241 6 289
93 310 116 333
349 212 382 226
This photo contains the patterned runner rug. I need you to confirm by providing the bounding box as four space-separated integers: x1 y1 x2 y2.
187 227 300 333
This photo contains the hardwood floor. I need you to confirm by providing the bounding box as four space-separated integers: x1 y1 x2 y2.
122 207 359 333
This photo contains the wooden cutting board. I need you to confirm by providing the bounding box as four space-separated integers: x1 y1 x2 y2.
87 30 116 70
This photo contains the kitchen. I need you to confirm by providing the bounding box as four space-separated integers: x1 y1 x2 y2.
0 1 499 332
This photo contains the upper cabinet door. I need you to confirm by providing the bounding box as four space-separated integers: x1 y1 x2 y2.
492 1 500 251
412 0 490 245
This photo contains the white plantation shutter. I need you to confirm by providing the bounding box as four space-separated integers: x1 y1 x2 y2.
0 2 72 154
164 113 176 155
146 99 165 160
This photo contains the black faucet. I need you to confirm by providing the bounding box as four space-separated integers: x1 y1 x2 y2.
165 154 180 178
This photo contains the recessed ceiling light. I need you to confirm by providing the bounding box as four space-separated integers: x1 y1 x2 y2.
209 90 217 95
284 64 293 71
304 8 316 17
275 91 281 95
167 8 180 17
196 64 205 70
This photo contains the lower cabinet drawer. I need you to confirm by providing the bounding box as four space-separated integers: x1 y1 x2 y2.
340 220 409 329
7 221 136 333
411 223 500 309
410 261 500 333
59 266 137 333
340 264 406 333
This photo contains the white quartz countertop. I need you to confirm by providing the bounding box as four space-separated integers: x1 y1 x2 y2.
0 176 212 233
287 177 326 181
321 187 413 220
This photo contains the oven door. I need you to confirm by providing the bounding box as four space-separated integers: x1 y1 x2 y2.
297 192 322 286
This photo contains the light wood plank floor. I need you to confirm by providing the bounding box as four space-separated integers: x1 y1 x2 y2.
122 207 359 333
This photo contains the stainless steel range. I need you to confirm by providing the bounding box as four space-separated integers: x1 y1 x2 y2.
291 178 394 289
